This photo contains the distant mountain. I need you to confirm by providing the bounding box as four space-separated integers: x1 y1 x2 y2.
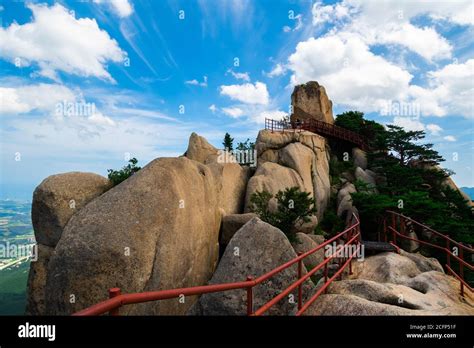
460 187 474 200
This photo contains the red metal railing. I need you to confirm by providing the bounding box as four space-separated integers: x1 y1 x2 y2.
74 215 361 316
264 117 369 150
383 210 473 296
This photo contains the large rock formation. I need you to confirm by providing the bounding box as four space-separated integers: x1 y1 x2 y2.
26 172 111 315
303 251 474 315
245 129 331 220
26 132 252 315
43 157 222 315
31 172 111 247
186 133 249 215
189 218 314 315
290 81 334 124
245 162 305 211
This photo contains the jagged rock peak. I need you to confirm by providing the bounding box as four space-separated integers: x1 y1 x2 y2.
291 81 334 124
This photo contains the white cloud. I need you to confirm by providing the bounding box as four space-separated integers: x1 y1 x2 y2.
288 35 413 112
312 1 352 26
220 82 269 105
253 109 287 124
227 69 250 82
407 85 446 117
392 117 425 132
94 0 133 18
88 112 116 127
426 124 442 135
311 0 470 62
444 135 457 142
375 23 452 61
222 107 244 118
266 63 286 78
409 59 474 118
185 76 208 87
0 3 126 82
0 84 76 114
209 104 217 113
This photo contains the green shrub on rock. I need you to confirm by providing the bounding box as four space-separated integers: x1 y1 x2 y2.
249 187 316 242
107 158 141 186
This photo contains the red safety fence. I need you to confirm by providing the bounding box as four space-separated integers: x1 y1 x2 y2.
383 210 473 296
74 214 362 316
264 117 369 151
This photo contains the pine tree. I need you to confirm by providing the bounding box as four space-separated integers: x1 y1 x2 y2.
385 125 444 165
222 132 234 151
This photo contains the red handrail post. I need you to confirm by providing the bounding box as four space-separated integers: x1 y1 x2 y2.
460 244 464 281
446 237 451 269
246 276 254 315
297 252 303 311
108 287 121 316
401 216 405 238
323 254 328 294
337 248 343 280
349 240 353 276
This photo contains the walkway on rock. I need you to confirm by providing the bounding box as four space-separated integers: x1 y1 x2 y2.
265 113 369 151
73 211 472 316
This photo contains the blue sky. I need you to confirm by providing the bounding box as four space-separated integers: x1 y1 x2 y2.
0 0 473 200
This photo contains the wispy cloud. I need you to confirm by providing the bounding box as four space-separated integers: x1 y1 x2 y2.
185 76 208 87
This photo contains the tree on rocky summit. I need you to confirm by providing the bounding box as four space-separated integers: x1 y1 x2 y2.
222 132 234 151
236 138 255 151
335 111 386 148
385 125 444 166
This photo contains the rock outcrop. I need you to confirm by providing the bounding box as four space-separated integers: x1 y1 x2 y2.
292 233 324 273
443 176 474 207
352 148 367 170
409 161 473 207
245 162 305 212
31 172 111 247
27 132 252 315
246 129 330 220
27 172 111 315
185 132 219 164
189 218 314 315
220 213 257 246
354 167 377 191
186 133 249 215
44 157 222 315
303 251 474 315
25 244 54 315
290 81 334 124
